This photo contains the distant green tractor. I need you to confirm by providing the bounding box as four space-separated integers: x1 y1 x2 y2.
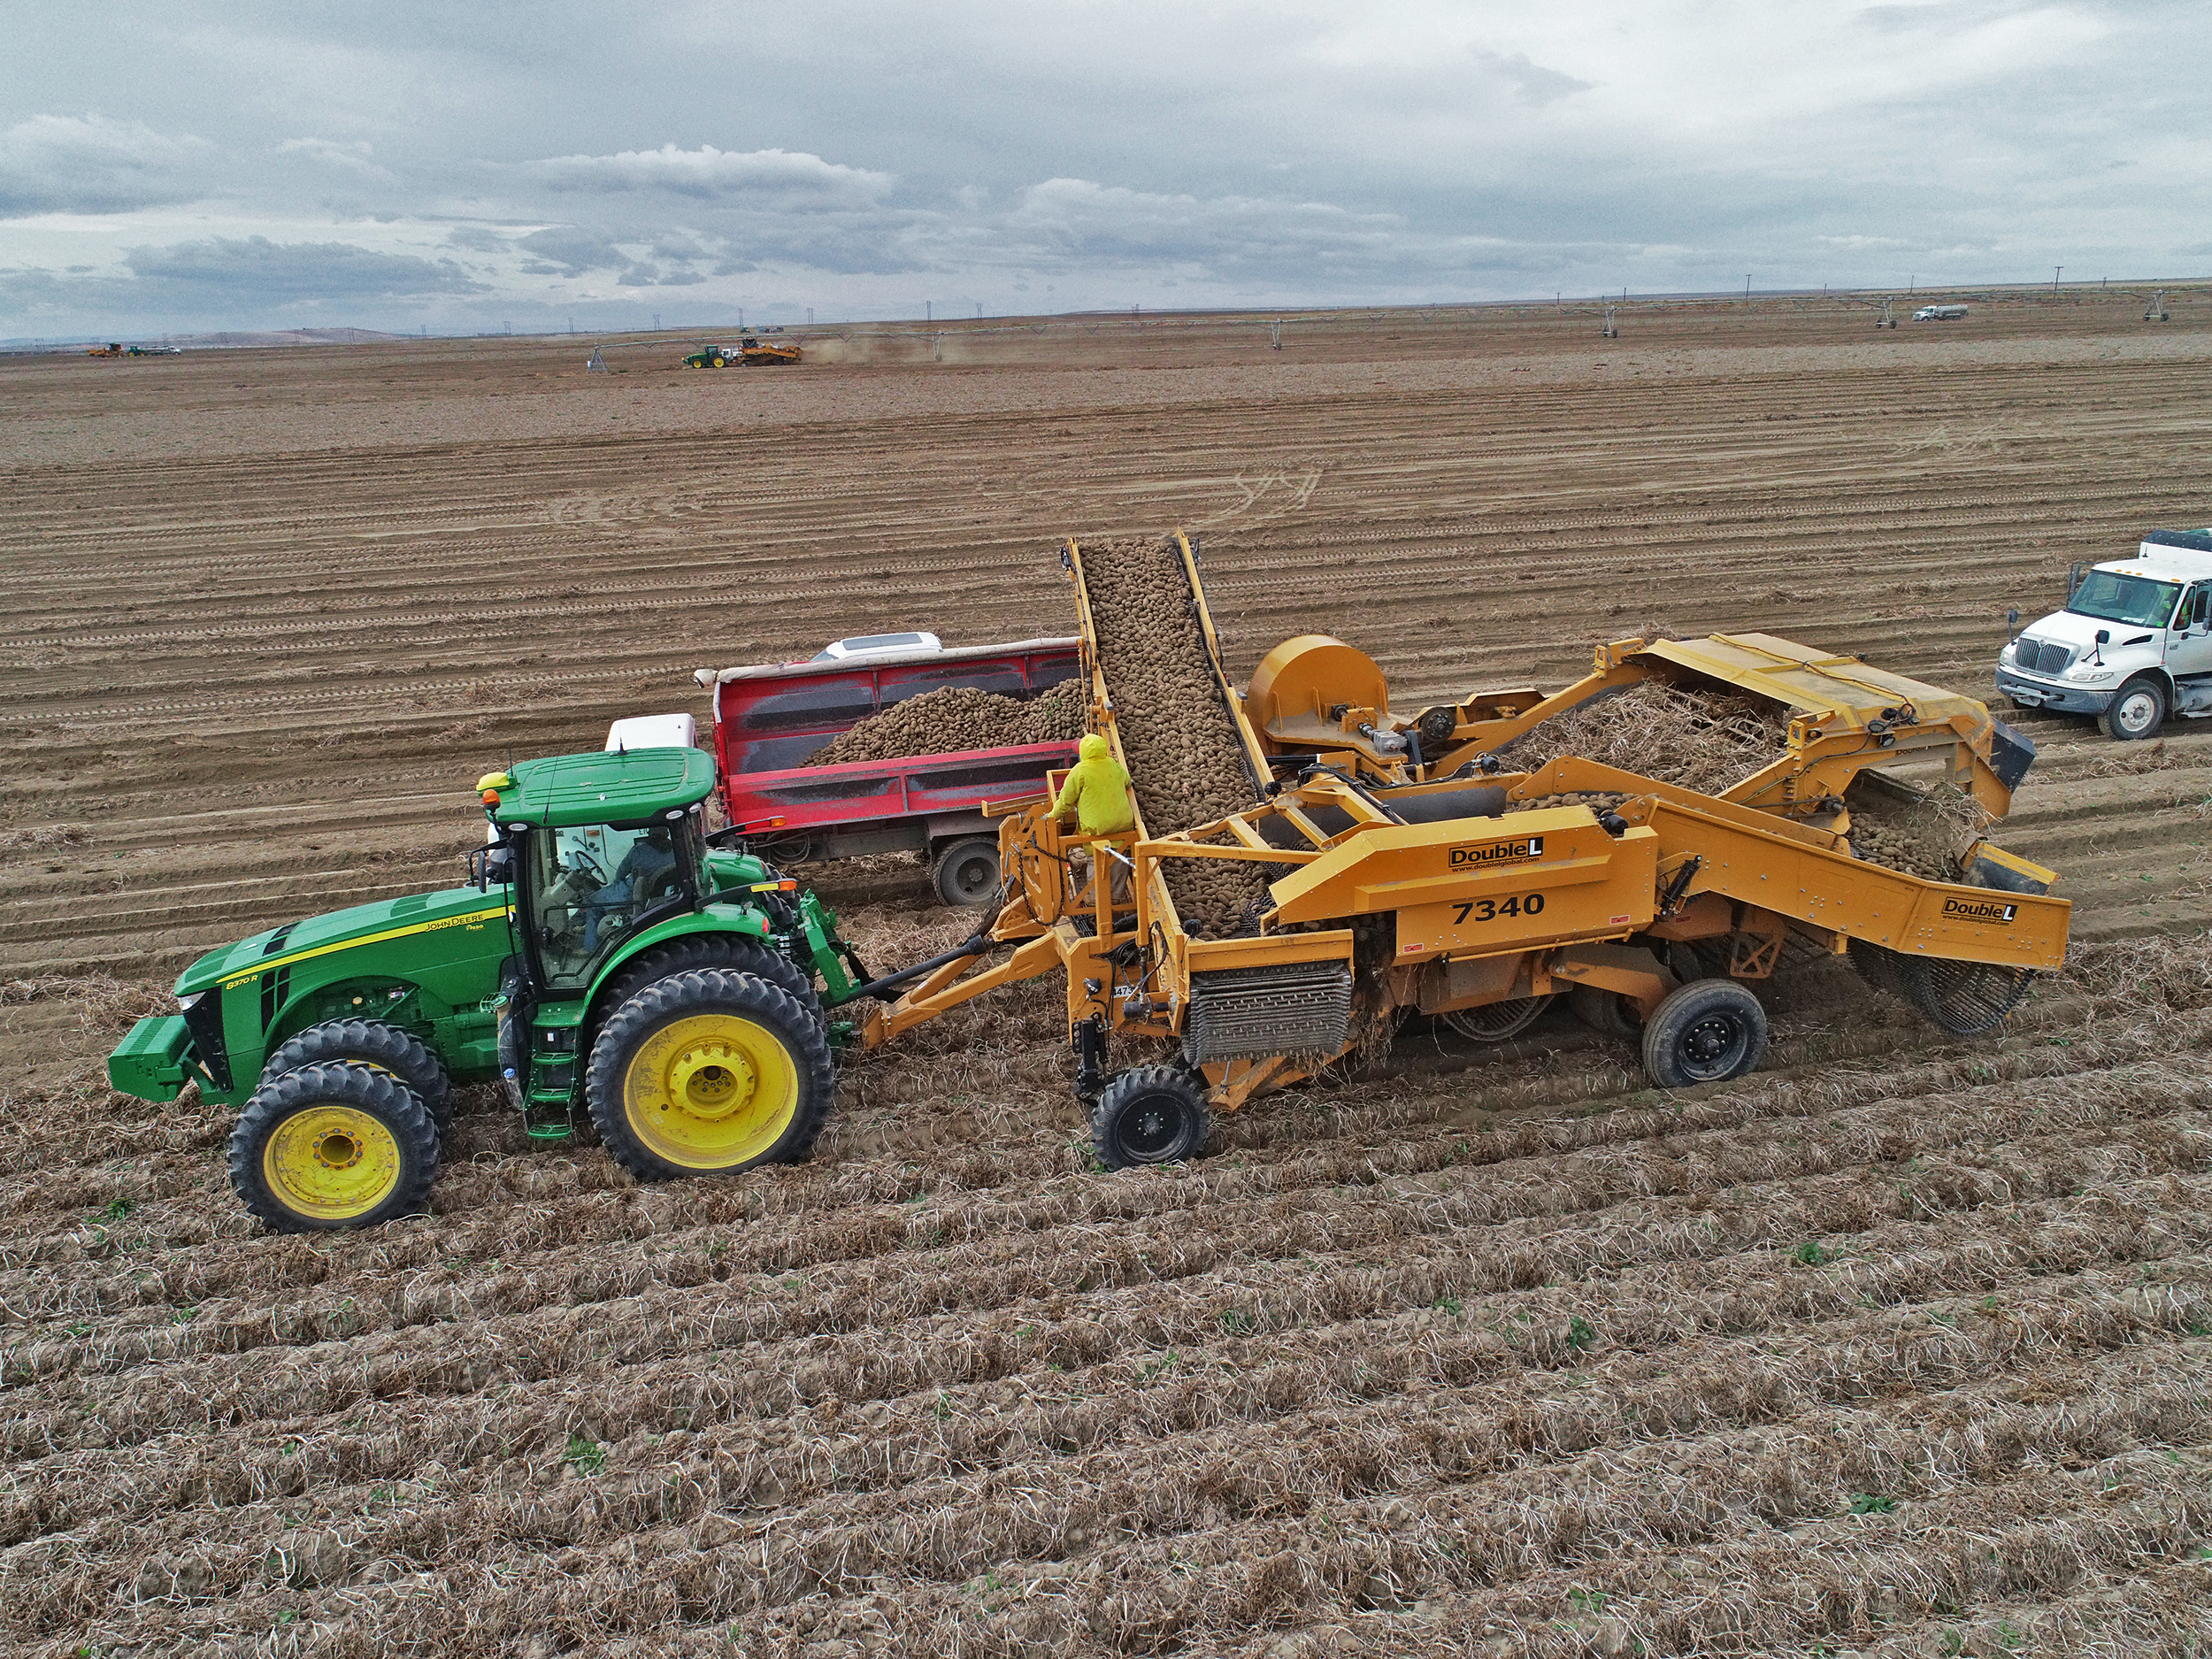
108 748 871 1231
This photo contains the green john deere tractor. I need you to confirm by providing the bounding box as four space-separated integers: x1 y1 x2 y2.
107 747 872 1231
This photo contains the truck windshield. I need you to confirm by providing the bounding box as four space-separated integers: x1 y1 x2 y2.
2069 571 2181 629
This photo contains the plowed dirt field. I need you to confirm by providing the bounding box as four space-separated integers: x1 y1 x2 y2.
5 295 2211 1657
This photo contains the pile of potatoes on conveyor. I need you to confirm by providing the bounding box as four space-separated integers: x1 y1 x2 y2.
1079 535 1273 937
806 680 1085 768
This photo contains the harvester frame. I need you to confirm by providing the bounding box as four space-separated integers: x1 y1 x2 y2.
849 533 2070 1161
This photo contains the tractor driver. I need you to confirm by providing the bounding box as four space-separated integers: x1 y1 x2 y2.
583 825 679 952
1054 733 1137 905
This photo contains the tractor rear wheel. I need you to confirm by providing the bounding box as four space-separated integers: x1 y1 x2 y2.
932 837 1002 907
587 970 833 1180
595 934 822 1027
1641 979 1768 1089
262 1018 453 1132
1091 1065 1210 1169
229 1061 439 1232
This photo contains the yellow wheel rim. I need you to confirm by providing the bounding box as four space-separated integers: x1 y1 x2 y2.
623 1012 798 1170
263 1104 402 1221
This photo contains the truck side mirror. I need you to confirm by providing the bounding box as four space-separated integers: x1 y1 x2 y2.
2093 627 2109 664
2006 607 2019 639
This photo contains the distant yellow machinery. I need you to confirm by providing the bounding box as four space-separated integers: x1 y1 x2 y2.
683 334 803 368
858 533 2069 1169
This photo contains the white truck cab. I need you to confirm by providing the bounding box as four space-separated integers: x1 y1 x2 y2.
1997 528 2212 740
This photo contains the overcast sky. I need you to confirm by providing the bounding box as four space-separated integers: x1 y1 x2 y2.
3 0 2205 338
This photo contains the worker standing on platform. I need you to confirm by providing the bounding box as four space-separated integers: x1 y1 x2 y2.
1055 733 1136 904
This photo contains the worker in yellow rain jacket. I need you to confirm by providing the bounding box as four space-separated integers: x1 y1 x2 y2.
1054 733 1136 904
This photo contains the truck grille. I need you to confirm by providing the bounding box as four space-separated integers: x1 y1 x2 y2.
1182 962 1354 1063
2018 639 2073 677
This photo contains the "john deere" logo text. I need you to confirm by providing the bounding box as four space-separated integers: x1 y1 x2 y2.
1450 835 1543 869
1941 895 2017 925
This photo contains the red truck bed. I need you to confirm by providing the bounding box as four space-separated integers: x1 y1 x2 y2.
694 638 1082 899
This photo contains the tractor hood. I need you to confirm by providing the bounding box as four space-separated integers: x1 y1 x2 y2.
173 884 511 998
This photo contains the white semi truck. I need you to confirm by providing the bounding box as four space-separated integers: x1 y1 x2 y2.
1997 529 2212 740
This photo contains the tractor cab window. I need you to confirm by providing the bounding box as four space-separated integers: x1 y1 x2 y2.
527 818 693 988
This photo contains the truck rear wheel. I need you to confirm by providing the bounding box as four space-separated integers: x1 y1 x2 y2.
1641 979 1768 1089
229 1061 439 1232
2097 676 2167 741
1091 1065 1210 1169
932 837 1002 907
587 970 833 1180
262 1018 453 1132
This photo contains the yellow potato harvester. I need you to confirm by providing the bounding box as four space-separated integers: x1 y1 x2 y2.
856 534 2070 1169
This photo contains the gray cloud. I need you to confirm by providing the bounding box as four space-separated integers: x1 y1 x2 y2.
0 113 216 215
0 1 2205 334
526 143 892 202
123 236 486 302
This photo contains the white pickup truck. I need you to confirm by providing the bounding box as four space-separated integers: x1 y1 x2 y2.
1997 529 2212 740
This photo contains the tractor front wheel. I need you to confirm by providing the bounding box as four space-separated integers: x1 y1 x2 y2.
262 1018 453 1132
1091 1065 1210 1170
229 1061 440 1232
587 970 833 1180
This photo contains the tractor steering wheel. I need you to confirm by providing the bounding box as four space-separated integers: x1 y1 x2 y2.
566 849 607 883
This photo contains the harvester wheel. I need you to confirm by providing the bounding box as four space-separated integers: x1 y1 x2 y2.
229 1061 439 1232
595 935 822 1027
932 837 1002 908
2097 676 2167 741
588 970 833 1180
1641 979 1768 1090
262 1018 452 1132
1091 1065 1210 1169
1568 982 1642 1037
1440 995 1554 1043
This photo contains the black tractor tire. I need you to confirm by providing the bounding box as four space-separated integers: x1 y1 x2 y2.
594 934 822 1027
1641 979 1769 1090
228 1061 440 1233
1091 1065 1210 1170
587 970 834 1181
1568 981 1643 1036
261 1018 453 1132
1440 994 1555 1043
932 837 1002 908
2097 676 2167 741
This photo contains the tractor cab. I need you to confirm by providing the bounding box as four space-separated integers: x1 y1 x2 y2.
480 748 717 995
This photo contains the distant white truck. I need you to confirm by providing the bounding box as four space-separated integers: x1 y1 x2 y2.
1997 529 2212 740
1913 303 1969 321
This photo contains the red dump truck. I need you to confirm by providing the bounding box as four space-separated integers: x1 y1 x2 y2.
692 635 1082 904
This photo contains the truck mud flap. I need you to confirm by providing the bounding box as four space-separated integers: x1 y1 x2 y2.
1182 962 1354 1064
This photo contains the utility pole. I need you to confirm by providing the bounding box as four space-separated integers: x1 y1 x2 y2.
1746 273 1752 302
2053 266 2062 294
926 301 932 322
651 312 660 332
